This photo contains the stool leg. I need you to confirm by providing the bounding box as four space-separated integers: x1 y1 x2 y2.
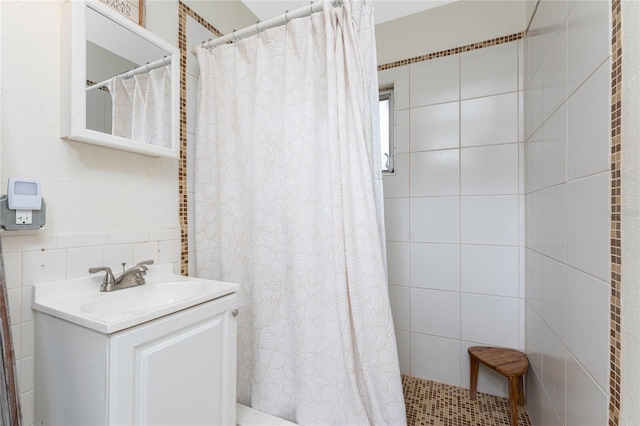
469 357 479 400
508 376 519 426
517 375 524 405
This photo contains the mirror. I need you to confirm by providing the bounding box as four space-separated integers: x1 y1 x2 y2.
61 0 179 158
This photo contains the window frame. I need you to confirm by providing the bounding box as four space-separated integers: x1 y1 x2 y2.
379 88 395 174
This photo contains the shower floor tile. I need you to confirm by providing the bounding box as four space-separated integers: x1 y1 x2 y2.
403 375 532 426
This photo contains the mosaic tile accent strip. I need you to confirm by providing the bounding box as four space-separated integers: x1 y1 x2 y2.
378 32 524 71
402 375 532 426
177 3 224 276
609 0 622 425
177 3 189 276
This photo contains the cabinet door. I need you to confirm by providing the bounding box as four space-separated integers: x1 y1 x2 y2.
109 295 237 425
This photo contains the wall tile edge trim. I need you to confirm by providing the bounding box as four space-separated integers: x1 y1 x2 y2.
609 0 622 424
378 32 524 71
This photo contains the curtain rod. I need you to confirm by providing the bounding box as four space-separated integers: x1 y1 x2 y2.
191 0 342 54
86 56 172 91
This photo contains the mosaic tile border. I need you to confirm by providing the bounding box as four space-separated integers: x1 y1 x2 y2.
377 32 523 71
177 2 223 276
609 0 622 424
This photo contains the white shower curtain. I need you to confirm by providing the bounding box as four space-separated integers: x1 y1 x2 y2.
107 65 172 148
194 1 405 424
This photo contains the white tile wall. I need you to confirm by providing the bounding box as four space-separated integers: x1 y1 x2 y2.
382 40 523 399
387 242 410 286
566 0 611 96
541 184 567 262
410 197 460 244
460 245 519 297
461 43 518 99
410 55 459 107
541 20 568 122
384 198 410 242
411 334 461 387
460 144 519 195
542 256 567 340
410 243 460 291
410 102 459 152
525 3 545 86
460 293 519 348
525 302 544 378
524 0 611 423
395 110 410 154
525 365 544 426
461 93 519 147
410 288 460 339
565 267 610 390
542 105 567 188
542 326 567 422
2 228 182 422
460 195 519 246
565 353 608 426
410 150 460 196
525 249 544 315
566 173 610 281
525 128 544 193
524 68 544 141
567 61 611 181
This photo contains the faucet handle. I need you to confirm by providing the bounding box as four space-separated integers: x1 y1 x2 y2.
89 266 116 285
136 260 154 267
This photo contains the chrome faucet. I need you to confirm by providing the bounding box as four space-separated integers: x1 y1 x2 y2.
89 260 154 292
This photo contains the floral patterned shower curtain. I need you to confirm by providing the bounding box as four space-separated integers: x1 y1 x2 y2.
194 1 405 424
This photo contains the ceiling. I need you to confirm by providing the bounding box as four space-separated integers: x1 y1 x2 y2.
240 1 457 25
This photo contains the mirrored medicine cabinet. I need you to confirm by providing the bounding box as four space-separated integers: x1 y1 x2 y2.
61 0 180 158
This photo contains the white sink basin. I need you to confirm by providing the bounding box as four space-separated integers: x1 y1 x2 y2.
32 264 239 334
79 281 207 318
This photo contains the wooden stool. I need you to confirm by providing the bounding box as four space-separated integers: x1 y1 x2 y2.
468 346 529 426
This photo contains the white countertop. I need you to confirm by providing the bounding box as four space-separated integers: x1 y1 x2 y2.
32 263 239 334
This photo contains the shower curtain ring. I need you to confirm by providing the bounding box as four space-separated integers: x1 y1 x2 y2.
285 10 289 24
255 21 261 33
232 29 238 42
309 1 313 15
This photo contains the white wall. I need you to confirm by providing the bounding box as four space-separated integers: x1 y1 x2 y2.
1 1 177 235
621 0 640 424
523 1 611 424
375 0 526 65
381 39 525 398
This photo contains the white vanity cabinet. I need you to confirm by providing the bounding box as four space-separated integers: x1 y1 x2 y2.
35 292 237 425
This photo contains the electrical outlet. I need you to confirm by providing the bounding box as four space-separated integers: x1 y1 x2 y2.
15 209 32 225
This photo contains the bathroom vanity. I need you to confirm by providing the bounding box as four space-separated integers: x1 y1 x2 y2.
32 264 239 425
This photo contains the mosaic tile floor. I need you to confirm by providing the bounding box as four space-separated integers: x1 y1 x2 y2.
403 375 532 426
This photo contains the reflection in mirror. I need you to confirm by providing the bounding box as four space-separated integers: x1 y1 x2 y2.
61 1 179 158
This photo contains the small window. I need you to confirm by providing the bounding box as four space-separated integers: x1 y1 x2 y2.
379 89 394 173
